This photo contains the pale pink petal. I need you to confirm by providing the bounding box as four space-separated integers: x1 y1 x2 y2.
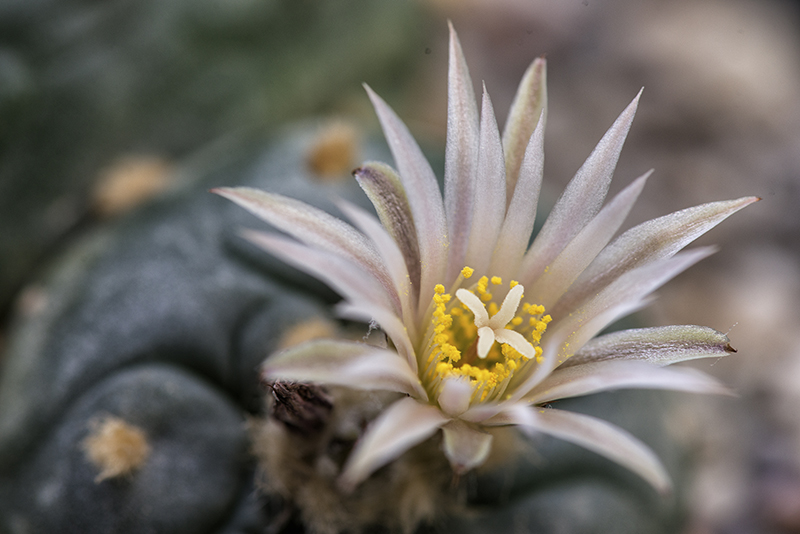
262 340 426 400
444 22 480 281
554 196 759 317
353 163 421 292
485 404 671 494
489 109 546 280
365 86 448 313
438 377 473 416
501 57 547 202
335 199 417 337
519 91 642 286
339 398 448 492
526 360 730 404
464 86 506 274
242 230 399 314
441 419 493 473
336 302 418 375
214 187 393 294
526 171 650 310
564 325 736 368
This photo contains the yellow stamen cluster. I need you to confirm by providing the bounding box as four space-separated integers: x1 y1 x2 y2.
423 267 552 404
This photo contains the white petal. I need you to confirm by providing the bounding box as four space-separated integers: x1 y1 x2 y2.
339 397 448 492
554 196 759 317
520 91 642 286
565 325 736 368
444 22 480 281
464 86 506 275
441 419 493 473
526 360 731 404
494 329 535 360
242 230 399 313
353 163 421 292
262 340 427 400
502 57 547 202
489 109 546 280
488 284 524 329
365 86 448 315
455 288 489 325
527 171 650 310
485 404 671 494
438 377 473 416
477 326 496 359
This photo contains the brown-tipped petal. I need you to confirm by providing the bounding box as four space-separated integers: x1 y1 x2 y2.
485 404 671 494
263 339 427 401
564 325 736 368
520 90 642 285
555 196 759 317
353 163 421 292
526 360 731 405
336 199 417 338
444 22 480 280
502 57 547 201
442 419 493 474
339 398 448 492
364 86 448 313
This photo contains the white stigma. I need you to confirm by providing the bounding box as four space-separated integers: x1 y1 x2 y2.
455 284 535 359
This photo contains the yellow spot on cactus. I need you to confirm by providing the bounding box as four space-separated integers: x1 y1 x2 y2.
82 415 151 482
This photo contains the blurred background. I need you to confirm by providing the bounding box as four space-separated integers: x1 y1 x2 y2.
1 0 799 532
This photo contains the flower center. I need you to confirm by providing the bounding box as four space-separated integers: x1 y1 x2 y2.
422 267 551 403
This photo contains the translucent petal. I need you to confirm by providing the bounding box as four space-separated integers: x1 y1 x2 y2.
564 325 736 368
442 419 493 473
485 404 671 494
520 91 642 285
444 22 480 281
339 398 448 492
